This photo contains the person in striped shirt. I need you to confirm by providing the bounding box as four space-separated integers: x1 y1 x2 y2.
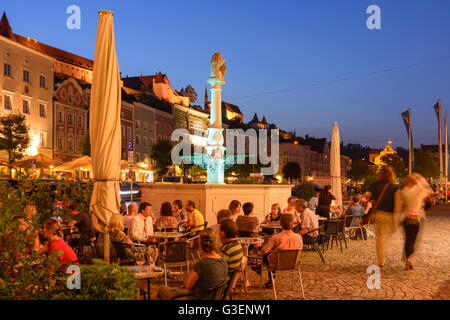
219 218 245 292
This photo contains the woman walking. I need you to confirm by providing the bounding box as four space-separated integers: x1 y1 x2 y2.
367 166 399 267
395 173 432 270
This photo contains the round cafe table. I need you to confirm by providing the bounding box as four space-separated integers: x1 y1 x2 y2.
237 237 264 293
127 265 163 300
260 224 282 235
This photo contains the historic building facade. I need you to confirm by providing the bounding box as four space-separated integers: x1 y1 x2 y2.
0 13 54 159
53 77 89 162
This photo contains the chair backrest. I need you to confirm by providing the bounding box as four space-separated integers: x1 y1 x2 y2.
111 241 133 261
349 216 361 228
273 249 301 271
222 269 239 300
209 281 228 300
344 215 353 227
324 220 338 235
160 240 189 263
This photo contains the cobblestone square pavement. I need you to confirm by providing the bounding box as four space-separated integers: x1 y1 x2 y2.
149 205 450 300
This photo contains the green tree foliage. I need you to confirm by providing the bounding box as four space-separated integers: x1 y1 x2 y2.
348 159 373 182
361 174 377 193
80 132 91 156
296 182 315 201
180 85 198 103
55 259 136 300
282 162 301 181
380 153 406 177
0 180 134 300
150 139 173 176
413 150 439 178
0 113 30 176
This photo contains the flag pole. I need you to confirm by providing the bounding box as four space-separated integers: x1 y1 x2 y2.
438 100 443 188
445 111 448 203
408 108 412 175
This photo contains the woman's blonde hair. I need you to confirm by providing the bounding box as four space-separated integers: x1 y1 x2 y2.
44 219 62 236
271 203 281 216
109 215 124 232
24 204 36 217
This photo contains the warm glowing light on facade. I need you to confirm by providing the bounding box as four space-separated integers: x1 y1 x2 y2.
27 134 40 156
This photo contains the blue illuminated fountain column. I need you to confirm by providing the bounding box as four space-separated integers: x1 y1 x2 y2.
205 53 227 184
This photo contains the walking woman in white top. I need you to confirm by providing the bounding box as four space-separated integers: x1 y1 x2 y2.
395 173 433 270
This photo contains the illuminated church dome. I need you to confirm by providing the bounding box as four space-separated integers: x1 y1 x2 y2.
374 141 397 167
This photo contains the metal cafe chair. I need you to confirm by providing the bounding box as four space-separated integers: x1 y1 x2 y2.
345 216 366 242
324 218 347 253
170 279 229 300
263 249 305 300
158 240 190 286
302 226 326 265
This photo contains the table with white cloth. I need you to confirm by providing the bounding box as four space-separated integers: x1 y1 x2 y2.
127 265 164 300
237 237 264 292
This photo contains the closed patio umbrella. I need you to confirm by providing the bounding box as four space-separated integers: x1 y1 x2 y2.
89 10 122 262
330 122 342 208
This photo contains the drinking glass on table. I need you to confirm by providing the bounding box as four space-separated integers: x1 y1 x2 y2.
135 252 146 266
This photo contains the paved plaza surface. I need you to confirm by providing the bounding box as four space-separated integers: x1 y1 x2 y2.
148 205 450 300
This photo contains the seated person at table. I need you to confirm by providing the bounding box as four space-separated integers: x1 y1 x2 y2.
236 202 260 237
109 214 157 265
23 204 37 222
123 203 138 232
40 219 78 268
295 199 319 245
344 195 365 217
260 214 303 288
157 228 228 300
262 204 282 235
173 200 188 224
129 202 154 243
210 209 233 246
262 204 281 224
9 216 42 257
283 196 301 223
155 202 179 232
65 203 94 249
228 200 242 222
184 200 205 232
219 218 246 292
308 191 320 213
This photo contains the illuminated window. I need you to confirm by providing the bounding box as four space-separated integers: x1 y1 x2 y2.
39 104 46 118
22 100 30 114
3 63 12 77
3 95 12 110
39 75 46 88
23 70 30 83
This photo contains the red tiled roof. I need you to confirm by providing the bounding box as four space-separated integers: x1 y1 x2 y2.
0 11 93 70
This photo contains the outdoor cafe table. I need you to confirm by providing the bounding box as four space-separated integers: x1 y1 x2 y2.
260 224 282 235
127 265 164 300
237 237 264 293
151 231 194 241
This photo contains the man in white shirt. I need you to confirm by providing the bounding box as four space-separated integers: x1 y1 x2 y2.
295 199 319 239
129 202 154 242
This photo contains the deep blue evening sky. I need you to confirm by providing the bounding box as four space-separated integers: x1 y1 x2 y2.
2 0 450 148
